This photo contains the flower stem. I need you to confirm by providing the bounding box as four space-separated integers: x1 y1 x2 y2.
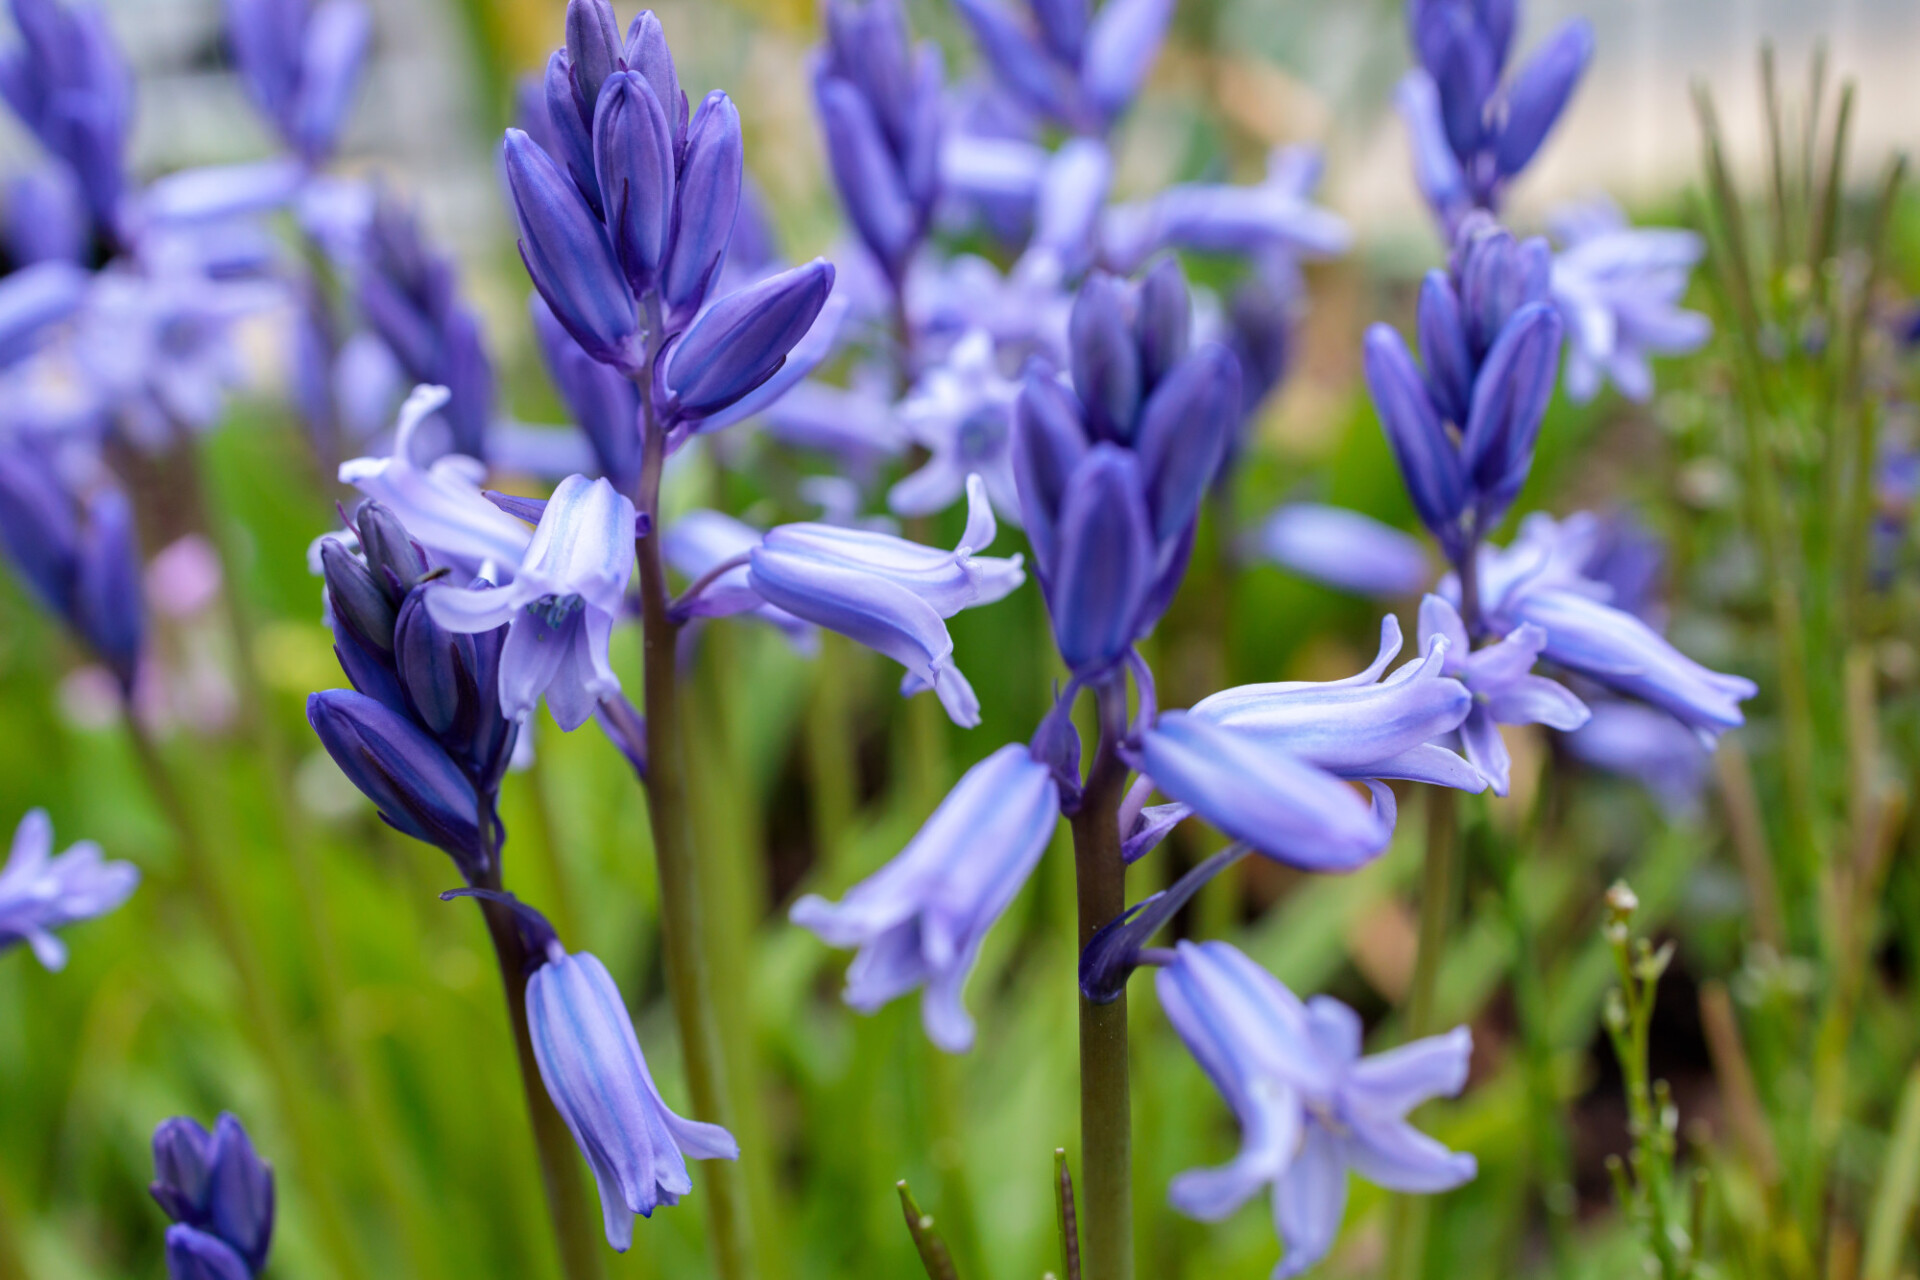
123 717 370 1280
1071 681 1134 1280
633 354 757 1280
470 883 606 1280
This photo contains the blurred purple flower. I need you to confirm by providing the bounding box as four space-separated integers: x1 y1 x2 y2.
889 328 1022 521
226 0 371 164
0 808 137 970
1550 198 1710 404
1255 503 1431 598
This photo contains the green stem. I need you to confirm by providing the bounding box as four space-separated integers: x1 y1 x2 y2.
633 347 757 1280
1071 681 1133 1280
123 718 369 1280
472 884 606 1280
0 1166 27 1280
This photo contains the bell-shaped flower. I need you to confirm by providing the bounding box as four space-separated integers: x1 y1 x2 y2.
1189 615 1486 795
747 474 1021 726
791 743 1059 1051
517 901 738 1249
888 328 1022 521
0 808 138 971
1418 594 1588 795
339 386 535 577
425 474 636 732
1159 941 1475 1277
1256 503 1431 599
503 128 641 372
661 259 836 424
661 91 744 320
1550 198 1710 404
149 1112 276 1276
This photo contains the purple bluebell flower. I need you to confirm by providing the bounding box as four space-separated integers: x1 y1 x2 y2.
815 0 942 282
0 0 132 243
746 475 1023 725
1418 593 1587 795
953 0 1171 134
1101 145 1351 274
357 195 497 460
1158 940 1475 1277
1550 198 1710 403
791 742 1059 1051
150 1113 275 1277
339 386 536 577
661 90 744 322
660 259 836 424
1255 503 1431 598
225 0 371 164
1400 1 1593 229
0 808 137 970
758 374 908 469
1458 511 1756 743
0 443 145 692
889 328 1022 520
426 473 636 732
593 68 677 295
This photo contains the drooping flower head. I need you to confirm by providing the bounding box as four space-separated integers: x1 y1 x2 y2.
1158 940 1476 1277
150 1112 275 1278
0 808 138 970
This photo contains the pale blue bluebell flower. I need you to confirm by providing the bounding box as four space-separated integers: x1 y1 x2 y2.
791 743 1059 1051
1457 511 1756 744
0 808 137 970
1102 145 1351 275
746 474 1023 726
1418 593 1588 795
225 0 371 164
150 1113 275 1278
889 328 1022 520
952 0 1172 135
1159 940 1475 1277
339 386 536 578
426 473 637 731
1255 504 1431 598
915 250 1073 365
1550 198 1710 403
527 937 739 1248
0 0 133 242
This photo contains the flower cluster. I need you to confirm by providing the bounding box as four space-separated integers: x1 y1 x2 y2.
150 1113 275 1280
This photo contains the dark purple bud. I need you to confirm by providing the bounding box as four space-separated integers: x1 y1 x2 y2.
331 614 408 717
150 1117 215 1226
665 259 835 420
504 129 639 371
393 590 479 741
1428 15 1496 161
1070 273 1142 443
306 689 490 879
1050 446 1155 676
1010 370 1089 577
564 0 623 116
530 294 642 493
1459 300 1561 521
1494 18 1593 179
623 10 687 150
1031 0 1090 63
352 500 430 606
1132 255 1190 394
816 75 918 277
1416 270 1472 425
1080 842 1247 1003
593 70 677 294
823 0 914 144
900 46 944 210
438 309 496 461
205 1114 274 1273
0 443 77 619
164 1225 251 1280
73 488 143 693
1457 223 1551 361
542 50 603 216
1365 323 1466 539
321 538 396 654
662 91 744 319
1133 343 1242 545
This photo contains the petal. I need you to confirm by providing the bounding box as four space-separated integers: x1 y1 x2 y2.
1341 1118 1476 1193
1484 673 1590 731
1460 705 1511 797
1272 1125 1348 1278
498 612 575 722
1344 1025 1473 1117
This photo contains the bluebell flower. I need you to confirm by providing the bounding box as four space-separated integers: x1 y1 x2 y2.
0 443 145 692
339 386 537 578
1562 697 1712 815
660 259 837 425
0 0 133 242
0 808 137 970
953 0 1170 134
815 0 942 282
1549 198 1711 403
357 195 497 460
661 89 744 322
1255 503 1431 598
889 328 1022 520
916 250 1074 366
225 0 371 164
1418 593 1587 795
746 475 1023 726
791 743 1059 1051
1457 512 1757 743
757 374 908 470
426 473 636 732
1400 1 1593 229
149 1112 275 1277
1102 144 1351 274
1157 940 1475 1277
